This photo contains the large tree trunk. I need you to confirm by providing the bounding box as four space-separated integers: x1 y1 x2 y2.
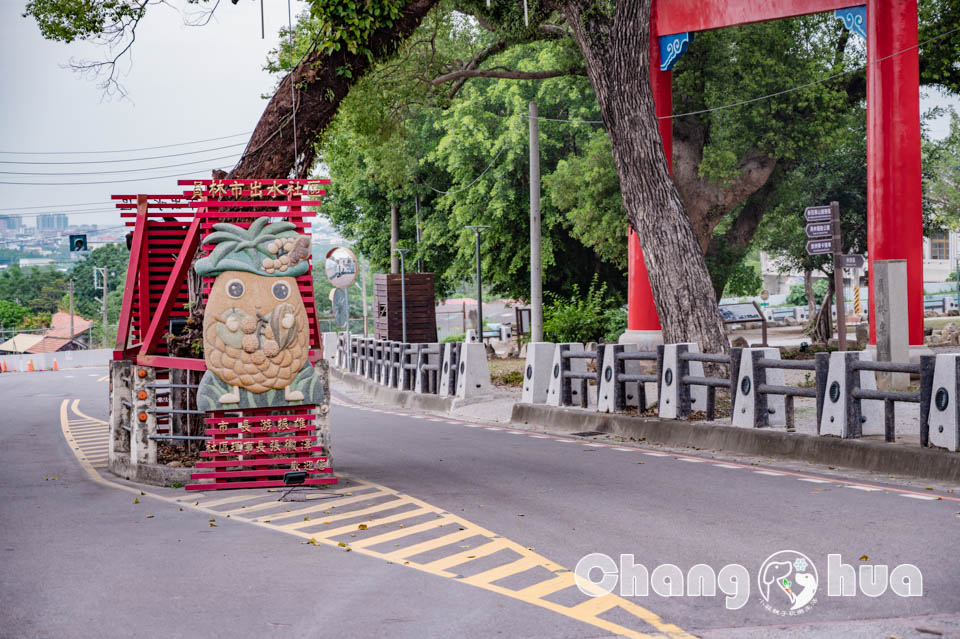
559 0 727 352
226 0 438 180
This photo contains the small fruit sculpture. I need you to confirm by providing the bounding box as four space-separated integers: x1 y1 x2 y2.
195 218 322 410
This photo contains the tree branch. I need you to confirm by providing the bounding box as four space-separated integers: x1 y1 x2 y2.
434 65 585 86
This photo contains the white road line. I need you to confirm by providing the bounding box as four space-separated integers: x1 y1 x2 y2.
507 432 525 435
583 443 605 447
427 419 446 422
846 485 882 492
753 471 784 476
901 493 938 501
797 478 832 484
643 452 667 457
485 427 503 431
554 439 576 443
463 424 483 428
677 458 706 463
612 447 635 452
529 435 549 439
713 464 741 469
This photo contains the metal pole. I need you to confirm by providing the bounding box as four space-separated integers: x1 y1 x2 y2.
528 100 543 342
360 262 368 337
101 268 108 348
831 200 846 351
414 193 423 273
955 256 959 313
390 203 400 274
465 226 489 333
69 279 74 348
394 249 409 343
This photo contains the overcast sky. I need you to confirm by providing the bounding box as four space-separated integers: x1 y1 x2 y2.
0 0 308 230
0 1 955 233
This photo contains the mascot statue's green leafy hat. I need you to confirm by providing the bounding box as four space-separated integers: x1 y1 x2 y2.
195 218 311 279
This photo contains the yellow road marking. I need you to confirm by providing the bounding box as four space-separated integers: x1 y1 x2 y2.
59 399 693 639
380 527 476 562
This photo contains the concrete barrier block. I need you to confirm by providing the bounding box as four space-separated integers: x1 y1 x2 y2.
521 342 555 404
546 343 585 407
929 354 960 452
731 348 785 429
819 352 864 438
455 342 491 398
597 344 619 413
439 342 459 397
322 332 338 367
415 343 441 394
658 343 706 419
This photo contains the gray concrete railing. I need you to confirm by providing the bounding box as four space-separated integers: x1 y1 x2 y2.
523 342 959 454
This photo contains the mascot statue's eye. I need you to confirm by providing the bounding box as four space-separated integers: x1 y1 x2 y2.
226 279 244 299
272 281 290 301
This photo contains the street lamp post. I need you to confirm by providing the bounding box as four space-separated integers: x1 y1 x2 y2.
394 248 410 343
465 225 490 335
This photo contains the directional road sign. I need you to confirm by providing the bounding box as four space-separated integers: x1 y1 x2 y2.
805 222 831 238
804 205 831 222
840 254 865 269
806 239 833 255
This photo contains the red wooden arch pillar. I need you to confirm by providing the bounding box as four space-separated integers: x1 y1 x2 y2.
622 12 676 347
866 0 924 346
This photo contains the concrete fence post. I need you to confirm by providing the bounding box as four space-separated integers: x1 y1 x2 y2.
131 365 157 465
522 342 555 404
108 359 132 466
928 354 960 451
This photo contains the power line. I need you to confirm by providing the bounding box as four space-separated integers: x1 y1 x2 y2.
0 201 113 213
0 142 246 166
425 145 509 195
0 131 252 155
0 166 234 186
0 153 241 177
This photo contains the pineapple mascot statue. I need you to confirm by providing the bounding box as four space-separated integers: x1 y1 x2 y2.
195 218 325 411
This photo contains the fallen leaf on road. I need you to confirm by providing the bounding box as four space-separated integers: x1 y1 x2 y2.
133 498 139 504
925 487 934 491
304 517 311 521
337 541 347 547
304 538 318 546
209 523 217 528
467 556 475 559
345 492 353 496
859 555 868 561
146 515 154 519
209 518 215 522
358 524 368 530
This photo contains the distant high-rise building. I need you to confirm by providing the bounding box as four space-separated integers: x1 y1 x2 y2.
0 216 22 231
37 214 68 232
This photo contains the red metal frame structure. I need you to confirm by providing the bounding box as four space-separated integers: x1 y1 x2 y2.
629 0 922 345
113 178 336 490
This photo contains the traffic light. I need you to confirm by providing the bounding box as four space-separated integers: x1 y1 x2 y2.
69 234 87 252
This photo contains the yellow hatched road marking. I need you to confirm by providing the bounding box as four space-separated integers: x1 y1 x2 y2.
281 505 432 534
349 516 458 549
423 538 511 572
380 527 476 562
460 556 542 586
250 490 394 521
59 399 693 639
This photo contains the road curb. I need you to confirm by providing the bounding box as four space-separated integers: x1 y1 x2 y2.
511 403 960 484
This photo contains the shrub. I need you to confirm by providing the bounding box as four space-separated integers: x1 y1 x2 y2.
543 278 625 343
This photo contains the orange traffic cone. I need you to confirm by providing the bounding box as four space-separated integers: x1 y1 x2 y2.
0 360 6 373
52 360 59 371
26 359 35 372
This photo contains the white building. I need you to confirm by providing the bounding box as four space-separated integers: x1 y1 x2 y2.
759 231 960 296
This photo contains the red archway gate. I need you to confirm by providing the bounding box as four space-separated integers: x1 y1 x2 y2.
628 0 923 346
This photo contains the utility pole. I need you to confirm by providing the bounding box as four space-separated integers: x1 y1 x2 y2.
414 192 423 272
830 200 846 352
465 225 490 333
94 266 108 348
69 279 75 348
359 261 368 337
390 202 400 274
528 101 543 342
394 249 409 343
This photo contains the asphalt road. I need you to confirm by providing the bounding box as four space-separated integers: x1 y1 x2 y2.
2 366 960 639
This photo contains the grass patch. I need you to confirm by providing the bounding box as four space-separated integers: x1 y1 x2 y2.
489 357 525 387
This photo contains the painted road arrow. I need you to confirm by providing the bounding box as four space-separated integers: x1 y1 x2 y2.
806 239 833 255
804 205 831 222
805 222 831 238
